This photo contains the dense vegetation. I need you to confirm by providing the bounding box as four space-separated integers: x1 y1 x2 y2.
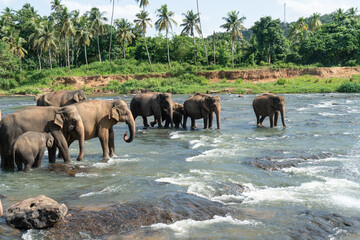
0 1 359 94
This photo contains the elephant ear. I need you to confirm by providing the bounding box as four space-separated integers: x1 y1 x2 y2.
73 92 80 102
272 96 281 109
54 112 64 128
46 137 54 148
109 107 120 121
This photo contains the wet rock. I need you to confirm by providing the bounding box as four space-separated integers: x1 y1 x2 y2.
0 195 5 217
44 193 230 239
290 210 360 239
4 195 68 229
46 164 84 177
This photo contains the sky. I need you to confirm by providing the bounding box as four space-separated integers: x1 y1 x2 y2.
0 0 359 37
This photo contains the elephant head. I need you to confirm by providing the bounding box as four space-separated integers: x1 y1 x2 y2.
109 100 135 143
46 133 55 148
270 95 286 127
158 93 174 128
203 95 221 129
73 90 87 103
173 103 184 115
54 105 85 161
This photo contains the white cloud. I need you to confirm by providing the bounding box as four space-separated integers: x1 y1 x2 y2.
62 0 140 23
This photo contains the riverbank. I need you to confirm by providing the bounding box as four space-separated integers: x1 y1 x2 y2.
1 66 360 96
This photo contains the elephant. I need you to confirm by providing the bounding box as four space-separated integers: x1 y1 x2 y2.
12 132 54 172
130 92 174 129
183 93 221 130
252 94 286 128
35 89 87 107
150 102 184 128
0 105 85 170
63 99 135 160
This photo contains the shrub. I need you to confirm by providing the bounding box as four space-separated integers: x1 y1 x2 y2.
337 81 360 93
235 78 243 84
0 78 18 89
276 78 287 85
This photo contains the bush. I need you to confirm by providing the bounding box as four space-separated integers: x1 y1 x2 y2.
0 78 18 89
276 78 287 85
337 81 360 93
344 60 357 67
235 78 243 84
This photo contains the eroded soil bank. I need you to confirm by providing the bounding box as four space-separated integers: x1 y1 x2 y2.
57 67 360 89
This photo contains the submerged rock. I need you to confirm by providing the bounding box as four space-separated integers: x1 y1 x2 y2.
290 210 360 239
44 193 230 239
46 163 84 177
4 195 68 229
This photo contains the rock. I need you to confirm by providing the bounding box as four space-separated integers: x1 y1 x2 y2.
4 195 68 229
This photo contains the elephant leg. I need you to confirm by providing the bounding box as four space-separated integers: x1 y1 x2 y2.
274 111 279 127
191 118 197 130
208 113 214 129
183 115 188 129
48 146 57 163
15 158 23 171
256 114 261 126
23 156 34 172
34 151 44 168
259 116 266 126
269 114 274 128
150 116 157 127
109 128 116 157
99 130 110 160
203 116 209 129
142 116 150 128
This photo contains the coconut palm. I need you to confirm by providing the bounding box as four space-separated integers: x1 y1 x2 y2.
180 10 200 64
115 18 136 59
155 4 177 68
196 0 208 65
309 13 322 32
59 7 75 75
220 11 246 69
51 0 63 13
38 20 57 71
10 35 27 73
76 16 92 71
89 8 107 62
108 0 118 62
134 10 153 71
136 0 149 10
28 16 43 70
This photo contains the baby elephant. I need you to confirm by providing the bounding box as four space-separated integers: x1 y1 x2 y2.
12 132 54 172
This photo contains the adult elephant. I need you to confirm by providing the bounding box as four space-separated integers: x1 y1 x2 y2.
0 105 85 170
130 92 174 129
252 94 286 128
64 99 135 160
35 89 87 107
183 93 221 130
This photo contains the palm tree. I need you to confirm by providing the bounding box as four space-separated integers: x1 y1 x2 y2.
28 16 43 70
134 10 153 71
136 0 149 9
196 0 208 66
108 0 118 62
76 16 92 70
155 4 177 68
38 20 57 71
51 0 63 13
115 18 136 59
59 7 75 75
10 35 28 73
180 10 200 64
220 11 246 69
89 8 107 62
309 13 322 32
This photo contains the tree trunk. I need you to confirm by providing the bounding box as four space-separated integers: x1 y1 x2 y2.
197 0 209 66
123 40 126 59
37 51 42 71
67 37 72 75
97 33 101 62
213 31 216 64
85 45 88 71
144 33 153 71
64 39 67 68
108 0 115 62
166 29 171 68
49 47 52 71
19 55 22 73
231 40 234 69
192 33 197 64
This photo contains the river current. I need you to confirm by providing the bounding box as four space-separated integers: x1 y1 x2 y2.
1 93 360 239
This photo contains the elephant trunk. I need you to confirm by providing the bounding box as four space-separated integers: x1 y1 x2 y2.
169 104 174 129
124 111 135 143
215 105 221 130
76 120 85 161
280 106 286 127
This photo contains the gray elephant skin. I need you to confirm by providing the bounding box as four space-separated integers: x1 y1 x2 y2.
0 105 85 170
12 132 54 172
252 94 286 128
151 102 184 128
183 93 221 130
64 99 135 160
130 92 174 129
35 89 87 107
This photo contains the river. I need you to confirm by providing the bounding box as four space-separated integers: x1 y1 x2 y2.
1 93 360 239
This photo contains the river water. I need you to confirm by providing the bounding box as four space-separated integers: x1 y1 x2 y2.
1 94 360 239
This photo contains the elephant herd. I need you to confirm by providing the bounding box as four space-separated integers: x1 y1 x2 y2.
0 89 286 172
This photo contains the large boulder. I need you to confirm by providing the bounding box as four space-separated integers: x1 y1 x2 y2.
4 195 68 229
